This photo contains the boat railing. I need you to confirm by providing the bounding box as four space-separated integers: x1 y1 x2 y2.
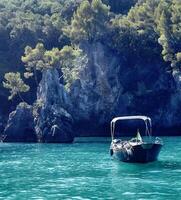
110 116 152 141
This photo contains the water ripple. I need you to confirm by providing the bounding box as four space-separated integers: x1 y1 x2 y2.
0 138 181 199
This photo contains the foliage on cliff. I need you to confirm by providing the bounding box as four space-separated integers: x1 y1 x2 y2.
22 43 87 89
3 72 30 101
111 0 181 70
1 0 181 110
63 0 110 43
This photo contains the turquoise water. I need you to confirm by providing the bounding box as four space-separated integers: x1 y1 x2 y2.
0 137 181 200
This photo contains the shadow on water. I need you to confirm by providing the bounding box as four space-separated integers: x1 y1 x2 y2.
153 160 181 170
74 137 111 143
111 158 181 174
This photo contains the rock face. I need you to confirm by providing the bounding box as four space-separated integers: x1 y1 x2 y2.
4 103 36 142
165 70 181 130
4 42 181 140
34 42 181 137
35 69 74 143
70 42 123 135
68 42 177 135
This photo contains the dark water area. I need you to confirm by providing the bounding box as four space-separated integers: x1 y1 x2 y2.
74 120 181 137
0 137 181 200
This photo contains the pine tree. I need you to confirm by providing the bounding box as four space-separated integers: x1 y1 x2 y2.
63 0 110 43
3 72 30 101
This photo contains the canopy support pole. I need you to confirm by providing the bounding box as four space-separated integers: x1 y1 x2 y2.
110 116 152 140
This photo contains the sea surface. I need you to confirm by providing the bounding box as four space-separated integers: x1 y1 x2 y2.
0 137 181 200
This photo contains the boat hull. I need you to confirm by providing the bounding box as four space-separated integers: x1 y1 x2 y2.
112 143 162 163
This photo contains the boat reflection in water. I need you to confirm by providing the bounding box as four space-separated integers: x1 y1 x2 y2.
110 116 163 163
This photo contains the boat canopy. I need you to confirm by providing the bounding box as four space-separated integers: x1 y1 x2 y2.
110 115 152 140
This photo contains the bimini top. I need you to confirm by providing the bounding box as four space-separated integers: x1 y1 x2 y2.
110 115 152 140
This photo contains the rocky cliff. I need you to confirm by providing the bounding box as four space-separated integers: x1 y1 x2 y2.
69 42 181 136
4 42 181 142
34 68 74 143
4 103 36 142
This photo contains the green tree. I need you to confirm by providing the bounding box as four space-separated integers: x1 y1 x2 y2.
157 10 175 65
3 72 30 101
110 0 160 61
60 45 87 89
22 43 63 74
22 42 87 90
63 0 110 43
22 43 46 84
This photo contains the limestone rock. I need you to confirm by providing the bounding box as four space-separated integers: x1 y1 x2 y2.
4 103 36 142
35 69 74 143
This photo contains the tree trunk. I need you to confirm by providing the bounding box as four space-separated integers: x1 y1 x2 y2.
18 91 25 103
34 68 38 86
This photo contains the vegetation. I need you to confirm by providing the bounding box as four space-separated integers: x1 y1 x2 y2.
3 72 29 101
63 0 110 43
0 0 181 105
21 43 87 89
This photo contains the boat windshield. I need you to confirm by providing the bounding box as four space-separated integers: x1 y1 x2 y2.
110 115 152 140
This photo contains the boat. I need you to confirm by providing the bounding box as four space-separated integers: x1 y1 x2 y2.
110 116 163 163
